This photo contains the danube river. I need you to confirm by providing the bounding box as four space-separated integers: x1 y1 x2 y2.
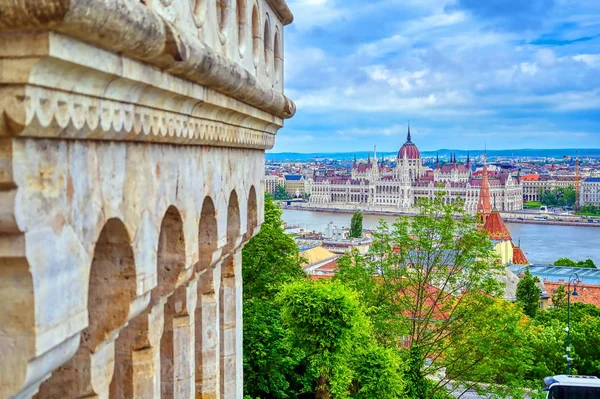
282 209 600 265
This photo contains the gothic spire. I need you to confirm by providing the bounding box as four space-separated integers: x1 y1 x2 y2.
477 149 492 222
407 122 412 142
436 152 440 169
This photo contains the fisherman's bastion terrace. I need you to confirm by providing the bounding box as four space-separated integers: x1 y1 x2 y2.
0 0 295 397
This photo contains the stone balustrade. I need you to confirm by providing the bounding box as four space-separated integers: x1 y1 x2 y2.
0 0 294 398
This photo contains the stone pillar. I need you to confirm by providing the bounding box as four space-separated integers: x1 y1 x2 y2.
220 250 243 399
109 300 165 398
162 280 198 399
196 265 220 399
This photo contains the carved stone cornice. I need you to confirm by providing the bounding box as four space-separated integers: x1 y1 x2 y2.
266 0 294 25
0 86 277 149
0 32 283 149
0 0 296 120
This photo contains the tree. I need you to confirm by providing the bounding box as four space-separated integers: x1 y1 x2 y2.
242 195 305 300
551 285 567 308
277 280 405 399
553 257 576 267
335 196 526 398
516 267 541 318
242 195 308 398
553 257 596 268
349 211 363 239
274 184 289 200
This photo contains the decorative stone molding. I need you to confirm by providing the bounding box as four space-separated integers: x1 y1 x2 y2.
0 0 295 119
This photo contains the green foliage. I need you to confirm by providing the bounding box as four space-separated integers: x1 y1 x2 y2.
242 195 308 398
516 268 541 318
553 257 596 268
350 345 406 399
551 285 567 308
523 201 542 209
533 303 600 376
242 195 305 301
578 205 600 216
274 184 289 200
335 195 524 397
243 298 310 398
540 186 576 207
277 280 406 399
349 212 363 239
553 257 576 266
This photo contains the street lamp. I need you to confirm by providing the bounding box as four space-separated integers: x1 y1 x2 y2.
566 272 580 375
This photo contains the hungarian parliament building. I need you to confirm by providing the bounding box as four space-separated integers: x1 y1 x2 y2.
309 127 523 212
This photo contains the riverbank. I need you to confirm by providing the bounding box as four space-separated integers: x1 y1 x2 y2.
283 205 600 228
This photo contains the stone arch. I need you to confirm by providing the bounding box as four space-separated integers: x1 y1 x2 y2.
226 190 241 251
195 196 220 397
155 206 192 397
109 206 187 398
263 13 272 76
220 190 241 397
37 219 136 399
274 28 282 84
197 196 219 273
237 0 247 56
251 3 261 67
246 185 258 239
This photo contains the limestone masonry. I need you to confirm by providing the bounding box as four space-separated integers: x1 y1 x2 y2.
0 0 294 398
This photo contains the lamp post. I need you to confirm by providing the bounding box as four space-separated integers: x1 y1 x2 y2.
566 272 580 375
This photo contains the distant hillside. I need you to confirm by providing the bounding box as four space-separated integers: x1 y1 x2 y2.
266 148 600 162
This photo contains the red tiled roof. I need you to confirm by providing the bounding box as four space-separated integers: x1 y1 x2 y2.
545 281 600 308
483 211 512 241
511 243 529 265
521 174 540 181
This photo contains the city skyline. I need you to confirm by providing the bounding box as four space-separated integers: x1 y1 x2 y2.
274 0 600 153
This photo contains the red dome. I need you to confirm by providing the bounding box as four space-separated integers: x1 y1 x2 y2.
397 126 420 159
398 142 421 160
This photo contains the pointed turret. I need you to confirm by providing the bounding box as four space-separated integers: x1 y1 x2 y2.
466 152 471 169
436 152 440 169
407 122 412 142
477 151 493 223
353 153 357 168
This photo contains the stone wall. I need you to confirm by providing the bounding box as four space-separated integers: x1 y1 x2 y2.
0 0 294 398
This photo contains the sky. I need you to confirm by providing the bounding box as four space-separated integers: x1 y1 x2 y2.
272 0 600 153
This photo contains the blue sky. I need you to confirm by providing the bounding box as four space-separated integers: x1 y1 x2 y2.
272 0 600 153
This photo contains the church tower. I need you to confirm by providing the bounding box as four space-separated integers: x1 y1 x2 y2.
477 152 493 223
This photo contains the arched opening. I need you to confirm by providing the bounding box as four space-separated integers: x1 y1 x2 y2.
274 29 282 84
237 0 247 56
37 219 136 398
195 196 220 397
251 4 260 67
220 190 241 397
263 14 272 76
246 186 258 239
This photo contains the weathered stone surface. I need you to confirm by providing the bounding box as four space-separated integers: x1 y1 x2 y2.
0 0 290 397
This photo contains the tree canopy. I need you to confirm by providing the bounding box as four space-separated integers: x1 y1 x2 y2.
553 257 597 268
335 196 529 398
349 212 363 239
516 267 541 318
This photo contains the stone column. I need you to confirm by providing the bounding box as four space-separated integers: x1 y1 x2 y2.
196 265 220 399
109 300 165 398
160 279 198 399
220 250 243 399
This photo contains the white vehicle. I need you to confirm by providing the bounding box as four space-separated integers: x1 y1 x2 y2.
543 375 600 398
540 205 549 214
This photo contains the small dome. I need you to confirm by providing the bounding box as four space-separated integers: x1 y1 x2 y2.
397 125 421 160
